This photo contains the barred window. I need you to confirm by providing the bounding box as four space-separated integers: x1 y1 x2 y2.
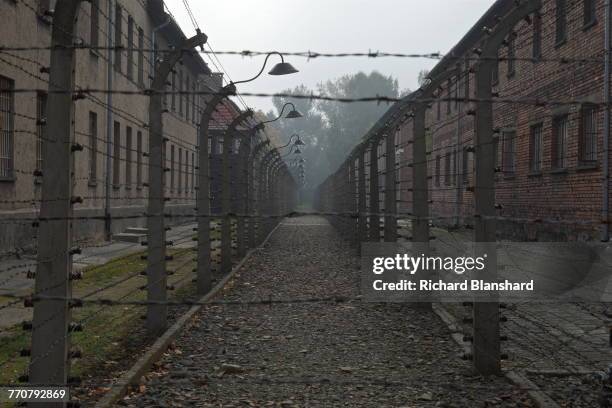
507 33 516 77
125 126 132 187
502 130 516 175
556 0 567 45
36 92 47 173
552 115 569 169
446 79 452 114
136 131 143 187
492 51 499 84
0 76 14 180
113 121 121 187
88 111 97 182
584 0 596 27
533 12 542 59
114 4 122 72
90 0 99 48
137 28 144 86
192 84 197 123
529 123 543 172
580 105 598 164
126 16 134 80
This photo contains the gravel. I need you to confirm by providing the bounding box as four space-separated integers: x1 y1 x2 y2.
123 216 533 407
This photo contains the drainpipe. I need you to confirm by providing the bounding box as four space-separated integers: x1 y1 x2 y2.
104 0 114 240
603 0 610 242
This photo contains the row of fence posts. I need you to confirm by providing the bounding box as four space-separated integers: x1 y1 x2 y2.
315 0 541 376
26 1 297 403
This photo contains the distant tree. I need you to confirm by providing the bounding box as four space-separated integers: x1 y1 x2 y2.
417 69 431 87
264 72 401 189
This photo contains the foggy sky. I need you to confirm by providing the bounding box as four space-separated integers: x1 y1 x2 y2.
165 0 496 113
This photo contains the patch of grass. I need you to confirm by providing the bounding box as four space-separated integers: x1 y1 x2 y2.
0 247 198 393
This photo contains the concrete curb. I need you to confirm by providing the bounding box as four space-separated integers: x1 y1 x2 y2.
94 222 282 408
431 304 561 408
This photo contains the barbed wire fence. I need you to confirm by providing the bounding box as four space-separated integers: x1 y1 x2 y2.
313 0 612 401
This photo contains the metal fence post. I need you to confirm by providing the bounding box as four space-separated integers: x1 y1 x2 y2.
221 110 253 274
471 0 540 375
146 32 207 335
358 146 368 250
249 139 269 248
369 136 381 241
196 84 236 295
384 130 398 242
29 0 81 398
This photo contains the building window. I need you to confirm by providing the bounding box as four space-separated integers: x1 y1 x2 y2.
125 126 132 187
502 130 516 175
126 15 134 80
136 130 142 187
437 98 441 120
446 79 452 114
580 105 598 164
464 58 470 100
185 76 190 122
435 155 441 187
492 51 499 84
113 121 121 187
444 152 451 185
0 76 14 180
507 33 516 77
191 152 195 191
556 0 567 45
88 111 98 182
36 92 47 173
90 0 99 48
533 12 542 59
114 3 122 72
170 144 175 192
462 147 469 185
584 0 597 27
529 123 543 172
552 115 569 169
171 71 176 111
192 84 197 123
178 147 183 193
137 28 144 86
184 150 189 192
178 70 183 116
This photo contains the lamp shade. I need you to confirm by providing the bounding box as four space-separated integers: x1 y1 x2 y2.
285 109 303 119
294 148 302 155
294 136 305 146
269 62 299 76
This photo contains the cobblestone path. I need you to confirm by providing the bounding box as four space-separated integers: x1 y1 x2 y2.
125 216 532 407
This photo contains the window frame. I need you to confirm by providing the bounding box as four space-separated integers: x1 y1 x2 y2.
529 123 543 173
0 75 15 181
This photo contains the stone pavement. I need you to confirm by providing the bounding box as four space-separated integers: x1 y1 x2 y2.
123 216 531 407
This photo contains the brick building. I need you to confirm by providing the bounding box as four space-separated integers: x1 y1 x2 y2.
0 0 237 252
392 0 610 241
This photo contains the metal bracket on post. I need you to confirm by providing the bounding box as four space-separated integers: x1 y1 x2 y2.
147 31 207 335
29 1 82 403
